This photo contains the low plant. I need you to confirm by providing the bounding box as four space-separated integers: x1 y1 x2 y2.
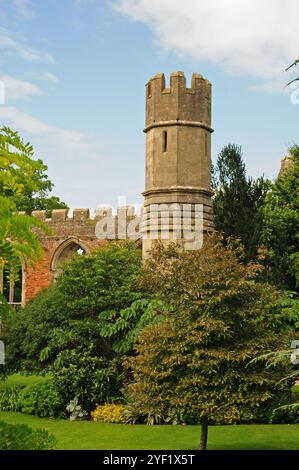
0 420 57 450
91 403 126 424
52 349 123 411
0 386 23 412
66 397 88 421
17 378 65 418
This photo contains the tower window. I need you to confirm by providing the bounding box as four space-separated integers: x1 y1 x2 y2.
163 131 168 153
147 82 151 98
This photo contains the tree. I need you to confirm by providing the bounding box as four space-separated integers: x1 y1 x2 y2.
0 126 67 215
261 145 299 291
213 144 269 261
0 127 50 316
125 236 293 450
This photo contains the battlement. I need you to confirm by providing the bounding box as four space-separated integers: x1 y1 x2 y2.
146 71 211 95
279 155 294 177
29 206 142 241
30 206 140 223
145 71 212 129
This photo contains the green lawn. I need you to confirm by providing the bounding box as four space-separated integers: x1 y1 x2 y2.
1 375 299 450
0 373 48 391
0 411 299 450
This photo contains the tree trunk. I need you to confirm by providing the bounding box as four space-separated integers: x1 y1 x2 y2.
199 417 208 451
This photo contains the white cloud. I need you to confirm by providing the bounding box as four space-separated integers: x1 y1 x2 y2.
0 106 103 160
115 0 299 87
32 71 59 83
0 30 55 62
13 0 35 19
0 75 44 101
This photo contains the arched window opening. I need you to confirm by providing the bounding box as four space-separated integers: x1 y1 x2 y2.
51 239 88 281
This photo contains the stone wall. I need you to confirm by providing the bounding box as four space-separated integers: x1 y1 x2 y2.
24 206 142 303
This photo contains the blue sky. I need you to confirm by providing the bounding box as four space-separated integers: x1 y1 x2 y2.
0 0 298 212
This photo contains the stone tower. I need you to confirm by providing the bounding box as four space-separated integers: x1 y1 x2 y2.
279 155 294 177
142 71 214 257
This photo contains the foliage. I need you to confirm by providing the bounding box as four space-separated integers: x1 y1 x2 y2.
0 386 23 411
261 145 299 291
2 242 150 372
2 242 159 408
91 404 126 424
276 291 299 330
66 397 88 421
52 349 123 412
126 236 293 450
16 378 65 418
2 284 68 371
271 402 299 424
26 195 68 218
0 126 67 215
0 420 57 450
57 241 143 319
213 143 270 261
0 126 52 317
98 298 164 354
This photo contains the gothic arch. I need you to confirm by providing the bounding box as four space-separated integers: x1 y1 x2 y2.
50 237 90 280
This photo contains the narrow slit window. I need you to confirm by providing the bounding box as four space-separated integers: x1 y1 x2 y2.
163 131 168 153
205 134 208 156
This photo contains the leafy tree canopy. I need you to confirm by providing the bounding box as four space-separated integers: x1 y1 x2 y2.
0 126 67 215
261 145 299 291
0 127 52 316
126 236 293 450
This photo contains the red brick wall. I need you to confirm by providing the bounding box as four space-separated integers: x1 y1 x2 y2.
24 238 109 303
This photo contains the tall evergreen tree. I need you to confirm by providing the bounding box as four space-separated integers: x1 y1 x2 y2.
213 144 269 261
261 145 299 291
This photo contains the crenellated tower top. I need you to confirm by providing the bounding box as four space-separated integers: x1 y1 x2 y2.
145 71 212 132
142 71 214 257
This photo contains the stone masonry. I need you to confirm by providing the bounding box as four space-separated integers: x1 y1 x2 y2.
20 71 214 304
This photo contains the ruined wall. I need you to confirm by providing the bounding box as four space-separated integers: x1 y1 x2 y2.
24 206 142 303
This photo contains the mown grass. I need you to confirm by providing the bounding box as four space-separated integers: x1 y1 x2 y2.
1 375 299 450
0 411 299 450
0 373 48 391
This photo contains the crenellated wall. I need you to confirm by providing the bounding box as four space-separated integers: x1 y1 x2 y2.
24 206 142 303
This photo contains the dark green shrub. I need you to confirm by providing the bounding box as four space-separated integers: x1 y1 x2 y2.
271 404 299 424
17 378 65 418
0 386 23 411
3 242 145 373
0 420 57 450
52 349 123 412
